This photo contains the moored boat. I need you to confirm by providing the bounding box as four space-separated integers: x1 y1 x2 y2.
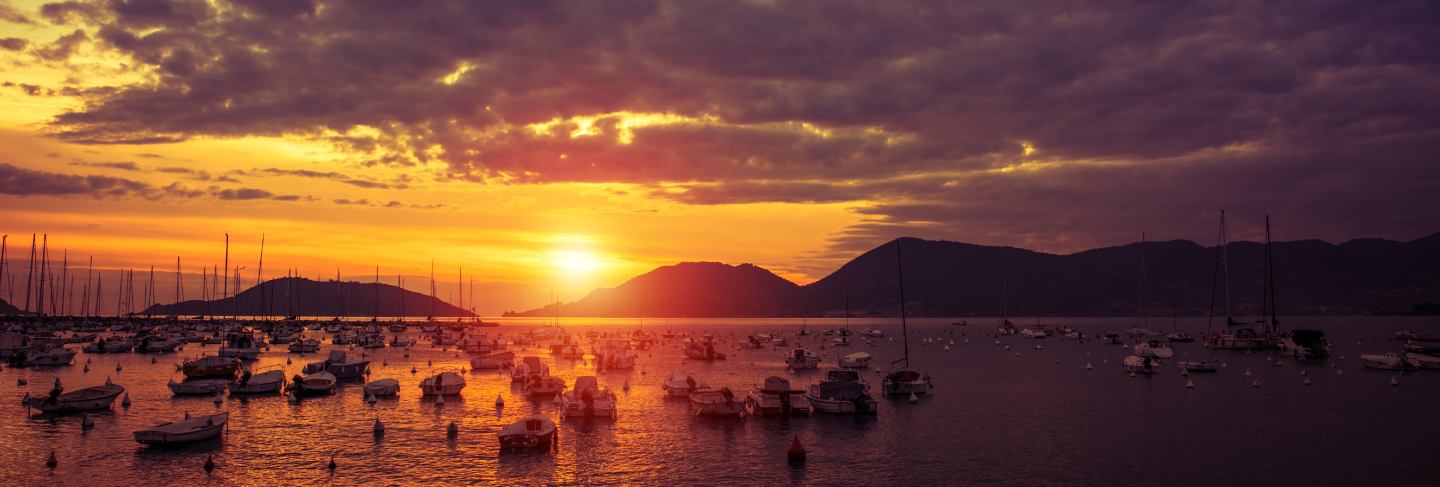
419 370 466 396
229 366 285 394
134 412 228 446
1123 355 1161 374
559 376 617 418
784 347 820 369
499 415 557 451
182 355 241 379
661 371 704 398
288 339 320 353
524 375 566 398
689 387 745 417
292 371 337 396
806 370 877 414
745 376 811 416
364 378 400 397
838 352 872 369
31 379 124 413
470 351 515 369
168 378 229 396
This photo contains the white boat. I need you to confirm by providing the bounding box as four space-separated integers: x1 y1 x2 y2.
1176 360 1218 373
524 375 566 398
288 339 320 353
364 378 400 397
661 371 704 398
168 378 229 396
594 339 637 369
1123 355 1161 374
745 376 812 416
292 371 337 396
218 333 262 360
560 376 618 418
182 355 242 379
838 352 871 369
1134 340 1175 359
303 350 369 379
861 328 884 338
230 366 285 394
881 368 933 396
139 336 183 353
784 347 821 369
470 351 515 369
806 370 877 414
689 387 745 417
1361 352 1406 370
499 415 556 451
134 412 229 446
31 381 124 413
511 356 549 383
419 370 466 396
1405 353 1440 370
15 346 76 366
683 341 727 360
1020 325 1051 339
83 336 135 353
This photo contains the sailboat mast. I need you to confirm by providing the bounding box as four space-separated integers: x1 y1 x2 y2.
256 235 265 320
398 275 405 319
458 267 463 320
0 235 6 309
373 266 380 320
222 234 230 319
1265 215 1278 334
1221 210 1231 318
1139 232 1148 327
429 260 436 318
895 239 910 368
175 257 182 305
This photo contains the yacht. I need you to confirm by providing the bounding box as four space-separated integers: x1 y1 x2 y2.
218 332 262 360
745 376 812 416
12 346 77 367
881 368 933 396
662 371 704 398
419 369 466 396
1020 325 1051 339
861 328 884 338
806 369 877 414
594 339 637 369
559 376 618 418
512 356 549 383
303 350 370 379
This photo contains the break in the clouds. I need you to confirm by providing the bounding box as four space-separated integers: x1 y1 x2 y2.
22 0 1440 250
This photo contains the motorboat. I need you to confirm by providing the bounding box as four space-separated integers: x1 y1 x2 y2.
292 371 337 396
838 352 872 369
1402 342 1440 356
832 336 851 347
1205 325 1275 350
661 371 704 398
594 339 637 369
303 350 370 379
499 415 557 451
83 336 135 353
9 346 76 367
30 379 124 413
218 333 262 360
861 328 884 338
1405 353 1440 370
784 347 821 370
1134 340 1175 359
230 366 285 394
1102 333 1124 345
419 369 466 396
511 356 549 383
524 375 566 398
1361 352 1407 370
138 336 183 353
745 376 811 416
183 355 242 379
134 412 229 446
806 370 877 414
1283 329 1330 359
288 339 320 353
683 341 727 360
560 376 618 418
1020 325 1051 339
168 378 229 396
1166 331 1195 343
1123 355 1161 375
881 368 933 396
364 378 400 397
689 387 745 417
1176 360 1218 373
470 351 515 370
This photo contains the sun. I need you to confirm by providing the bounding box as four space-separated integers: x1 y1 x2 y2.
551 249 602 273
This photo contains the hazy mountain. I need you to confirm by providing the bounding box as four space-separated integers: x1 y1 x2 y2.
509 233 1440 317
143 277 474 317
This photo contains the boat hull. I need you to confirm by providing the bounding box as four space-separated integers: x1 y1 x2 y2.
31 384 124 413
134 413 228 446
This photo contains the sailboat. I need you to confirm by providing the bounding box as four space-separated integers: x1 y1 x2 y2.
996 277 1017 336
1204 211 1271 350
1268 216 1329 358
881 239 934 397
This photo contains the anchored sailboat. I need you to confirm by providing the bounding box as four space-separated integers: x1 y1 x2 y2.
882 239 934 397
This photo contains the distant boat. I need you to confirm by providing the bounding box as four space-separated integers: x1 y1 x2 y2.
419 369 466 396
838 352 872 369
1133 340 1175 359
882 239 934 397
861 328 884 338
662 371 704 398
293 371 337 396
689 387 745 417
745 376 811 416
1361 353 1406 371
218 332 262 360
1123 355 1160 375
364 378 400 397
288 339 320 353
229 366 285 394
182 355 241 379
1176 360 1218 373
524 375 565 398
168 378 229 396
499 415 556 451
303 350 369 379
1165 331 1195 343
807 369 877 414
470 351 515 370
559 376 617 418
1405 353 1440 370
784 347 820 370
683 341 727 360
511 356 549 383
134 412 229 446
1283 329 1330 359
31 380 124 413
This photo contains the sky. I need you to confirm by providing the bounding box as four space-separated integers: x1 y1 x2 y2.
1 0 1437 315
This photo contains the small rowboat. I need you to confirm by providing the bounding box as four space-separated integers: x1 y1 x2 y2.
419 370 466 396
293 371 337 396
229 366 286 394
168 378 229 396
499 415 557 451
364 378 400 397
134 412 229 446
31 382 125 413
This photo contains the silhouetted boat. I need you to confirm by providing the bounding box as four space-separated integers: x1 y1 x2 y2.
134 412 228 446
364 378 400 397
662 371 704 398
419 369 465 396
182 355 241 379
31 379 124 413
499 416 556 451
807 369 877 414
560 376 617 418
689 387 745 417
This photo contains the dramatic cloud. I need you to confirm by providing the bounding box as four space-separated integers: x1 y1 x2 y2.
28 0 1440 251
0 37 26 51
0 1 35 25
0 162 312 202
69 160 140 171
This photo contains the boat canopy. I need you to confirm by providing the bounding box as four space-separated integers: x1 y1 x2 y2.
816 380 864 399
762 376 793 392
574 376 599 393
824 369 861 382
522 356 543 370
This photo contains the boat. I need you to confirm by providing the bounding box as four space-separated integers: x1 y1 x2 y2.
134 412 229 446
1166 331 1195 343
1205 213 1282 351
419 369 466 396
559 376 618 418
1405 353 1440 370
1133 339 1175 359
1283 329 1330 359
512 356 549 383
364 378 400 397
83 336 135 353
1176 360 1218 373
1020 325 1051 339
218 332 262 360
1403 342 1440 356
784 347 821 370
861 328 884 338
838 352 872 369
806 369 877 414
288 339 320 353
683 341 727 360
499 415 557 451
662 371 704 398
30 380 124 413
292 371 337 396
594 339 637 369
303 350 370 379
138 336 183 353
1123 355 1160 374
168 378 229 395
524 375 566 398
9 345 76 367
182 355 242 379
689 387 745 417
470 351 515 369
881 238 934 396
745 376 812 416
1361 353 1407 370
229 366 285 394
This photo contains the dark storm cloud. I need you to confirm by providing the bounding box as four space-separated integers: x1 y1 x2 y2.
31 0 1440 251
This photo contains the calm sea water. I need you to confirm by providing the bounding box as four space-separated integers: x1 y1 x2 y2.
3 316 1439 486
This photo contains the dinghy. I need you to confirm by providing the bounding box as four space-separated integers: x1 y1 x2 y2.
134 412 229 446
31 381 125 413
499 415 556 451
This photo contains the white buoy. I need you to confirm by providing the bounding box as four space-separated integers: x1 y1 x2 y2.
1102 358 1108 364
1303 376 1312 386
908 392 918 403
1244 369 1252 376
122 393 131 408
1186 379 1195 389
496 394 504 407
1129 371 1136 377
1300 369 1308 376
1252 378 1261 388
1085 362 1092 370
1034 345 1043 350
943 345 950 350
287 390 298 403
447 421 458 438
1391 376 1399 387
1336 368 1344 376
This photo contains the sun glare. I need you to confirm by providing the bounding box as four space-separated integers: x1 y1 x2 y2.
551 249 602 273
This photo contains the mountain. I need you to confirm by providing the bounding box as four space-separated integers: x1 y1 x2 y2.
509 233 1440 317
143 277 474 317
0 298 18 315
507 262 802 318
